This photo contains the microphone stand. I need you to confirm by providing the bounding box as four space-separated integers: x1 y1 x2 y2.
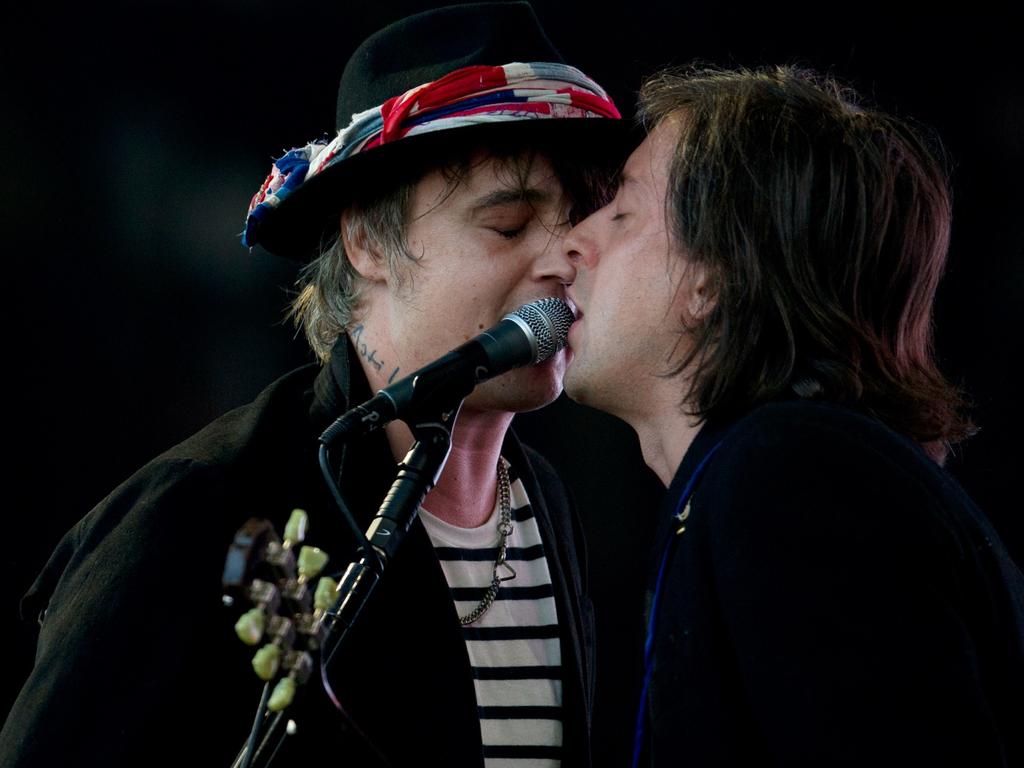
321 407 458 667
230 403 461 768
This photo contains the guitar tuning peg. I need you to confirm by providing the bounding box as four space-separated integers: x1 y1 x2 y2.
267 614 296 650
268 677 296 712
284 651 314 685
294 614 326 650
248 579 281 615
284 509 309 546
252 644 281 681
297 546 329 579
314 576 339 612
234 607 265 646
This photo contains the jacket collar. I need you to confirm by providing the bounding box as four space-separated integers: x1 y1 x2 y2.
310 335 359 429
650 414 736 562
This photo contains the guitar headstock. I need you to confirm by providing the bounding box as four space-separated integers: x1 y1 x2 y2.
221 510 338 712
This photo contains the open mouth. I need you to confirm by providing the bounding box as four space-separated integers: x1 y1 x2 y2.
563 292 581 321
564 297 579 320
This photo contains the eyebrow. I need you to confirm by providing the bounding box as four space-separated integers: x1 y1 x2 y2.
469 187 551 215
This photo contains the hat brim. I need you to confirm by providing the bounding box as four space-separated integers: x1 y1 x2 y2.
251 117 638 261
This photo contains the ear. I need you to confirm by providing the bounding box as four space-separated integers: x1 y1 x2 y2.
340 209 388 285
682 260 715 323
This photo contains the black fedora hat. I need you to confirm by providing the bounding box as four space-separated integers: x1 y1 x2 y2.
243 2 624 261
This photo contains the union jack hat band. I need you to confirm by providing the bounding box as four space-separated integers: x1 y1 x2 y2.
243 60 621 254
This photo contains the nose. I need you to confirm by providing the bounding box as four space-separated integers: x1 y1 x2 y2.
563 209 601 270
533 224 578 286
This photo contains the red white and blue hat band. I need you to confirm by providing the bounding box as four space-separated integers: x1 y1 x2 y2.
243 61 621 249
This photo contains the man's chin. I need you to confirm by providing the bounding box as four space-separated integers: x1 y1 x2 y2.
523 351 569 406
560 362 594 408
466 358 565 414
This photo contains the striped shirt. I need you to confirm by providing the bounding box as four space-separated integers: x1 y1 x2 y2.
419 461 562 767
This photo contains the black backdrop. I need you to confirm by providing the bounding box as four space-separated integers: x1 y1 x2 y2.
5 1 1021 764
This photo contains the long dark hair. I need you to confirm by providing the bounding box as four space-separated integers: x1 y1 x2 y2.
640 65 973 462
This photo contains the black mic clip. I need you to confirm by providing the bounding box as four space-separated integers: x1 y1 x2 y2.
319 341 486 447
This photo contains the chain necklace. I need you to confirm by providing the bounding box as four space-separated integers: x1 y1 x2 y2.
459 457 516 625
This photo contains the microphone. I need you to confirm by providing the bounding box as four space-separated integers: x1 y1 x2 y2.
320 297 575 444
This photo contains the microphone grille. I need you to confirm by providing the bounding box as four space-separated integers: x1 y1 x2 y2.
511 298 576 363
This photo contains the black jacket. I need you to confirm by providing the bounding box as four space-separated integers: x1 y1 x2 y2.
1 341 594 767
644 400 1024 767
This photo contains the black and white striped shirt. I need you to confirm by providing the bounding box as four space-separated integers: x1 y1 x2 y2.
419 461 563 767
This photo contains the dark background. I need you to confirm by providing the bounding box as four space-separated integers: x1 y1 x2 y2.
5 1 1021 764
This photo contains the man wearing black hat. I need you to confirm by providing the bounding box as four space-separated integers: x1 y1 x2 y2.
0 4 622 767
